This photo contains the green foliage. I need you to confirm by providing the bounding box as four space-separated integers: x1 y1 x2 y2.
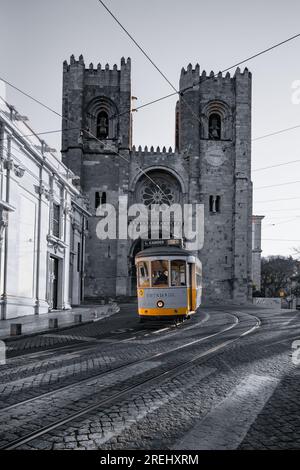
261 256 300 297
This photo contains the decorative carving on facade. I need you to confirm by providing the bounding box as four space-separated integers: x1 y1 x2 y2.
3 159 25 177
63 202 72 215
3 159 14 171
34 184 51 200
47 233 67 253
0 212 8 243
0 201 14 244
13 164 25 178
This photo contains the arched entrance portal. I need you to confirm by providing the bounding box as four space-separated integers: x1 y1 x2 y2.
128 169 184 296
129 238 142 296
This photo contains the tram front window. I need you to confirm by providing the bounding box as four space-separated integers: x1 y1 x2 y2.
151 260 169 287
171 260 186 286
137 261 150 287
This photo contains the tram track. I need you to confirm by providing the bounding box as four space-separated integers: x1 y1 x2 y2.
4 316 189 361
0 311 261 450
0 311 230 413
0 311 210 383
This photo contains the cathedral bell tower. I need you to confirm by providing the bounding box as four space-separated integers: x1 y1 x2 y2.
61 55 132 299
176 65 252 303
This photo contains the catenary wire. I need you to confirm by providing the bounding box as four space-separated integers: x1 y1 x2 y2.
255 180 300 190
1 28 300 131
0 93 169 200
252 159 300 172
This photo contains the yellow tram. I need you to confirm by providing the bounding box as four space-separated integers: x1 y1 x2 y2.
135 246 202 321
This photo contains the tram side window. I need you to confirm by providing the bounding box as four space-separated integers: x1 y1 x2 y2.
171 260 186 286
196 265 202 287
137 261 150 287
151 260 169 287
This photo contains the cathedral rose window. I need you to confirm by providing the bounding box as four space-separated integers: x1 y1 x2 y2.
142 181 174 206
139 176 179 207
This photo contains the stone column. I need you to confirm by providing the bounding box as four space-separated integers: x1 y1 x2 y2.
62 191 72 309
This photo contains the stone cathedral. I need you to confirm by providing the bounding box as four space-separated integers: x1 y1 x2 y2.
61 54 253 304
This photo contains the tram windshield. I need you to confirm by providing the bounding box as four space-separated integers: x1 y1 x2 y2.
137 261 150 287
171 260 186 286
151 260 169 287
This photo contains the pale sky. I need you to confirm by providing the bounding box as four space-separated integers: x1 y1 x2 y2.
1 0 300 257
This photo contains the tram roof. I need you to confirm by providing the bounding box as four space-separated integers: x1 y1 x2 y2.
135 246 193 259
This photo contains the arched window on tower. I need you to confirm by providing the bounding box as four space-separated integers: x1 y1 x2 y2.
208 113 221 140
96 111 109 140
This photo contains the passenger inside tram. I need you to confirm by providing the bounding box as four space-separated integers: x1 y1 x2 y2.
152 260 169 287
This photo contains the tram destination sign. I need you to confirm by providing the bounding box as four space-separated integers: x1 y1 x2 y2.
142 239 183 249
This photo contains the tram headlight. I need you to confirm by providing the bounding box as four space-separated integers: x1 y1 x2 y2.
157 300 164 308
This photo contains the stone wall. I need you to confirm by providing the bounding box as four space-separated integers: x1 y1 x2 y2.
61 56 253 305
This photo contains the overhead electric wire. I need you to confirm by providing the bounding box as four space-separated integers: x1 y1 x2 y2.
95 2 300 120
1 20 300 196
2 120 300 156
252 159 300 172
255 196 300 203
1 25 300 128
259 208 300 213
126 32 300 114
0 95 169 200
262 238 300 242
256 180 300 190
1 25 300 143
264 217 300 227
2 120 300 148
2 91 300 197
97 1 201 125
0 126 79 142
253 124 300 142
98 0 300 143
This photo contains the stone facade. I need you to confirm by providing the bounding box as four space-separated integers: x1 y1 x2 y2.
61 55 253 304
252 215 264 291
0 89 89 319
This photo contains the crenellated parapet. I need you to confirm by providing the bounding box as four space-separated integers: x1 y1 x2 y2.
179 63 200 91
131 145 174 157
179 64 251 91
63 55 131 90
63 54 131 72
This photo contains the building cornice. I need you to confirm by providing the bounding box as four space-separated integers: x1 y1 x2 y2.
0 110 81 196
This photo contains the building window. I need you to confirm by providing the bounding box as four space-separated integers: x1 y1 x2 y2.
215 195 221 212
77 242 81 272
96 111 109 140
208 113 221 140
52 203 60 238
209 195 221 213
95 191 107 209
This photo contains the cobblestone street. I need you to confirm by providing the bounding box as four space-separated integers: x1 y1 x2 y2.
0 303 299 450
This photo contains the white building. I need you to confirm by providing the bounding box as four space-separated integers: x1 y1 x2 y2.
0 87 89 319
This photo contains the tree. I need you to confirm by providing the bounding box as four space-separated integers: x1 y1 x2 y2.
294 247 300 259
261 256 299 297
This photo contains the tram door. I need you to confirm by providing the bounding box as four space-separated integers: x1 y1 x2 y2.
188 263 194 311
